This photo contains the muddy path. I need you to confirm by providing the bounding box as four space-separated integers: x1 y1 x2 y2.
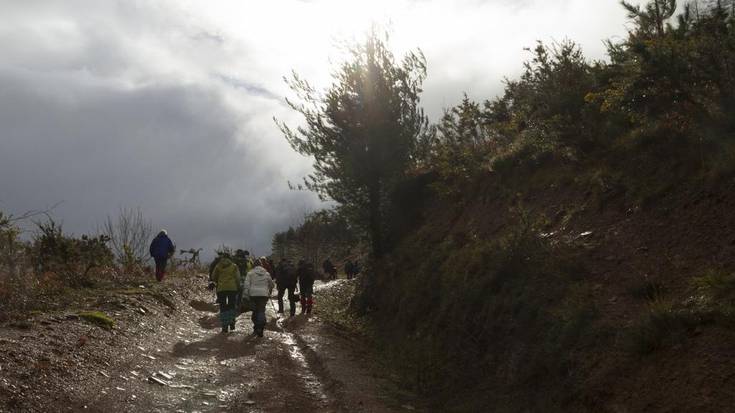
0 277 416 412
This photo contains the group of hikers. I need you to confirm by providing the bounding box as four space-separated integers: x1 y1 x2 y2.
149 230 356 337
208 250 317 337
321 258 360 280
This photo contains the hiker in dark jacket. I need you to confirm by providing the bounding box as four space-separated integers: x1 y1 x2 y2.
149 230 175 282
276 258 298 316
297 260 316 315
322 258 336 280
344 260 355 279
267 258 276 278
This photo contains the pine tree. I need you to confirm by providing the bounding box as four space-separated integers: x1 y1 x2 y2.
278 30 430 258
621 0 677 38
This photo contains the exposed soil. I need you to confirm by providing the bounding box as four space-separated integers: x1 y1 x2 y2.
0 276 418 412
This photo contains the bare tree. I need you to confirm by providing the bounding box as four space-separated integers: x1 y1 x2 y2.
103 207 152 266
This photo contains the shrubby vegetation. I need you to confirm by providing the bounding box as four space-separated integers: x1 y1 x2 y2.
0 208 157 315
29 218 114 288
429 0 735 191
0 215 113 312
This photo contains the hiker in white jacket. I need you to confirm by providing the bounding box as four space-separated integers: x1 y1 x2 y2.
243 258 275 337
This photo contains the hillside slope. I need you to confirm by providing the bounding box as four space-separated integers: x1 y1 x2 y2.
367 158 735 412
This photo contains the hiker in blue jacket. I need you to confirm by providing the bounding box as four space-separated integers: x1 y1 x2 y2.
149 230 175 282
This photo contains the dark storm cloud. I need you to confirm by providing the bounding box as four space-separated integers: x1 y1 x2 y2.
0 1 321 258
0 65 317 256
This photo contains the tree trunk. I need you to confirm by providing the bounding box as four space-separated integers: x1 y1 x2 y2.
654 0 663 37
368 182 383 259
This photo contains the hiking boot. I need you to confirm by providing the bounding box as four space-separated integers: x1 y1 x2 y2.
230 323 235 331
221 326 228 333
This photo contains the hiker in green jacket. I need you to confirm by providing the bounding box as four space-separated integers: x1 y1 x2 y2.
209 254 242 333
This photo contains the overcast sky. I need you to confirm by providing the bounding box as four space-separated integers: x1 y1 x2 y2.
0 0 641 259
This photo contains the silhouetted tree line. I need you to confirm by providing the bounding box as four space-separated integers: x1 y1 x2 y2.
271 209 359 270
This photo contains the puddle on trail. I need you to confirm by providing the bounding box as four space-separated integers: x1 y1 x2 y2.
274 316 331 404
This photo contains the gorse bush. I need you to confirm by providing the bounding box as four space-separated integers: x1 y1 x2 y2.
29 218 113 288
0 212 23 274
429 95 493 196
426 41 600 193
425 1 735 194
594 1 735 136
0 212 30 312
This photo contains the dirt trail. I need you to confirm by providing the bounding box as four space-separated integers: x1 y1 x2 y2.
0 278 414 413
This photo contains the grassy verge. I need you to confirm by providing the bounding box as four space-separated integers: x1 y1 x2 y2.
623 270 735 356
78 311 115 329
623 298 699 356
